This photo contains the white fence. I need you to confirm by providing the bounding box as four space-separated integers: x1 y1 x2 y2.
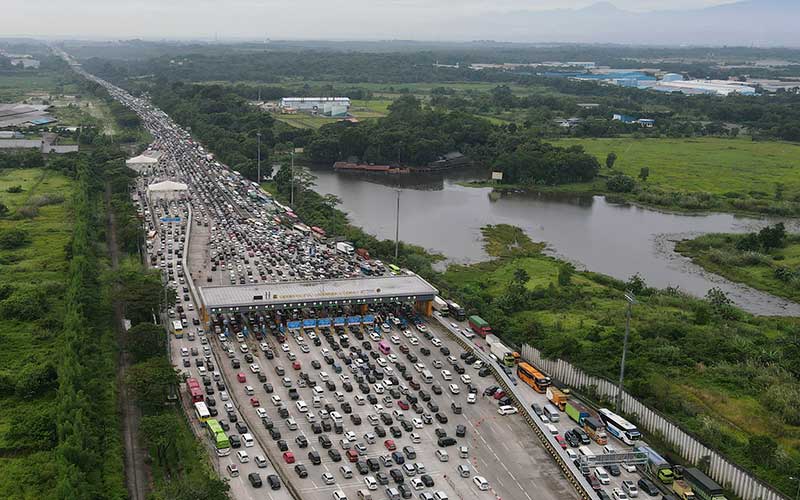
521 344 787 500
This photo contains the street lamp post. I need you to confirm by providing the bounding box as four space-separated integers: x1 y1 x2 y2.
616 292 636 413
790 476 800 500
394 189 400 261
290 150 295 207
256 132 262 183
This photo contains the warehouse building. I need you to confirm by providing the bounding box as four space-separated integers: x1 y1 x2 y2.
280 97 351 116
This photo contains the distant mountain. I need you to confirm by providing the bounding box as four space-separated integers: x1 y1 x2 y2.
444 0 800 46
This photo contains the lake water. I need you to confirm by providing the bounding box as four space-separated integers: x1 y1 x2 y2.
308 166 800 316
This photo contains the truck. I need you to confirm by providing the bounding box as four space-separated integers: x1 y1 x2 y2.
583 417 608 445
635 444 675 484
683 468 727 500
336 242 354 256
546 387 569 411
356 248 370 260
565 401 591 426
672 480 696 500
446 301 466 321
432 296 449 316
468 315 492 337
486 335 516 367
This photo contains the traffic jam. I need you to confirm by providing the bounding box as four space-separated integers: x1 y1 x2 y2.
90 66 724 500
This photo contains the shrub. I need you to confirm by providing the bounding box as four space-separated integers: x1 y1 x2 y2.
606 174 636 193
0 286 47 321
6 185 23 193
28 193 65 207
16 205 39 219
0 228 31 250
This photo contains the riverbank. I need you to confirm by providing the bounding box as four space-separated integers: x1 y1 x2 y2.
676 231 800 304
438 224 800 497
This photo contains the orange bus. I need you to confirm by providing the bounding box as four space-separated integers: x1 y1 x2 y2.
517 362 551 393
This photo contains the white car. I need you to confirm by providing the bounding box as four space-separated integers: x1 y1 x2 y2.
365 475 378 490
237 450 249 463
448 384 460 395
281 343 290 352
376 357 387 367
390 335 400 345
497 405 518 415
256 407 267 418
473 476 490 491
271 395 282 406
409 337 419 345
180 347 189 357
432 359 443 369
410 432 422 444
322 472 336 485
460 374 472 384
296 400 309 412
431 338 442 347
220 391 229 401
466 393 477 404
239 343 249 353
412 418 423 429
441 370 452 381
249 363 261 373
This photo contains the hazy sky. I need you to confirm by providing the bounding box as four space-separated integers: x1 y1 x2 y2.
4 0 738 40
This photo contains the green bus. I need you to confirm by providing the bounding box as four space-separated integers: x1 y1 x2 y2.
388 264 401 275
206 419 231 456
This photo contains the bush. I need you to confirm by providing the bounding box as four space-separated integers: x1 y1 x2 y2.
28 193 65 207
16 205 39 219
6 185 23 193
0 286 47 321
606 174 636 193
0 228 31 249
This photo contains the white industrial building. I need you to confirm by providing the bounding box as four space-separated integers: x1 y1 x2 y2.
280 97 351 116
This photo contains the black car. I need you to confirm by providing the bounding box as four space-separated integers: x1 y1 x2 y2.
564 430 580 448
455 424 466 437
374 425 387 437
263 383 274 393
376 472 390 485
295 464 308 478
398 483 412 499
478 367 492 377
231 359 240 369
420 347 431 356
308 450 321 465
328 448 342 462
229 434 241 448
637 478 660 497
431 385 443 395
402 446 416 459
227 411 238 423
453 364 465 375
236 422 248 434
277 439 288 451
597 490 611 500
219 420 230 431
400 419 413 432
343 382 353 392
427 401 439 413
278 407 290 419
439 347 450 356
390 426 402 438
311 360 321 369
451 402 462 415
262 416 274 429
319 435 332 448
530 403 543 416
288 388 299 400
607 464 621 477
244 353 254 363
381 413 394 426
390 468 404 484
311 422 323 434
269 428 281 440
322 420 332 432
437 436 456 447
267 474 281 490
435 413 448 424
434 428 447 438
350 414 362 425
296 435 308 448
367 457 380 471
420 474 434 487
248 472 262 488
574 427 591 445
182 358 190 367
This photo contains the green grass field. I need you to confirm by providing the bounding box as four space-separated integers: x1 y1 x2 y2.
552 137 800 198
676 233 800 303
0 168 74 499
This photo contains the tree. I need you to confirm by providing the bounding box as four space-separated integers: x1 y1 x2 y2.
126 358 177 412
758 223 786 250
111 263 174 325
638 167 650 182
127 322 166 363
557 264 574 286
0 201 8 217
606 152 617 169
513 268 530 285
626 273 647 295
140 413 182 469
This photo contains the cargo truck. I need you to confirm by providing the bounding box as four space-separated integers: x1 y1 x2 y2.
432 296 449 316
672 480 696 500
335 242 354 256
468 315 492 337
546 387 569 411
446 301 466 321
565 401 591 426
356 248 370 260
683 468 727 500
486 335 517 367
583 417 608 445
635 444 675 484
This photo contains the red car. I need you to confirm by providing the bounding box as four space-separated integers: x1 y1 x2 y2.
397 401 409 410
384 439 396 451
250 397 260 407
292 361 301 370
588 475 601 490
493 391 505 400
554 435 567 449
237 373 246 383
283 451 295 464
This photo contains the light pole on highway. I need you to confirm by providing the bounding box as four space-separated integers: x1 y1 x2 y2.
256 131 262 183
616 291 636 413
790 476 800 500
290 150 295 207
394 188 400 261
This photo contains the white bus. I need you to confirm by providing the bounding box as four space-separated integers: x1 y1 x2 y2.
194 401 211 423
172 320 184 338
597 408 641 446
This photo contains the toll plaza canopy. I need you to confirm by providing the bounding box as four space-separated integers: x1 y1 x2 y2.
198 275 439 314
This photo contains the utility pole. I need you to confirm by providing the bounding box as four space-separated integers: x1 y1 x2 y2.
394 189 400 261
790 476 800 500
616 292 636 413
256 131 262 183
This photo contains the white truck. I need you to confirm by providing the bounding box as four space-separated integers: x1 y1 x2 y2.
335 242 354 256
432 296 449 315
487 336 515 366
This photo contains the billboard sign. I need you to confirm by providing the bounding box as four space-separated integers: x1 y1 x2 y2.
491 171 503 181
302 319 317 328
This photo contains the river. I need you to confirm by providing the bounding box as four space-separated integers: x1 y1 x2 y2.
306 166 800 316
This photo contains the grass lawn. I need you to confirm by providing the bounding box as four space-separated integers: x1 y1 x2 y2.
0 72 61 101
552 136 800 199
676 233 800 303
275 114 341 129
0 168 74 499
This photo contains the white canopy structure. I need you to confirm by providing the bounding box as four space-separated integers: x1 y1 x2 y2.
125 153 158 166
147 180 188 192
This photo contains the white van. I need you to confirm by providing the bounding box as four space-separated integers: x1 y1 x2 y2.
546 424 558 435
357 490 373 500
421 370 433 384
594 467 610 485
543 404 560 422
332 491 348 500
242 433 254 447
578 445 595 457
435 449 449 462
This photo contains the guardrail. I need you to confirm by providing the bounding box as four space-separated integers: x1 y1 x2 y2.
431 316 594 500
